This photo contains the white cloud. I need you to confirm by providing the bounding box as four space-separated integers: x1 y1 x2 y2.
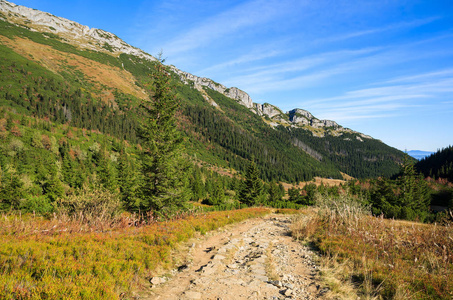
158 0 303 57
303 72 453 123
220 47 383 91
313 17 441 45
197 49 284 75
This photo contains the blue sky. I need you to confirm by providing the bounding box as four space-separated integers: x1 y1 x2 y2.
11 0 453 152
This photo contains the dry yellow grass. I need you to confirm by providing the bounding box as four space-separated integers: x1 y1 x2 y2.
280 177 347 191
291 201 453 300
0 35 148 103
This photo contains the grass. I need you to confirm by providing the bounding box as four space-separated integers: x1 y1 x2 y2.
0 207 269 299
291 193 453 299
265 241 280 281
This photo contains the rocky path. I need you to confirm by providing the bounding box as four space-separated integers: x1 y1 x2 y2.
146 214 327 300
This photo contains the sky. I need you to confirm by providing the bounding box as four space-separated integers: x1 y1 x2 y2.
10 0 453 152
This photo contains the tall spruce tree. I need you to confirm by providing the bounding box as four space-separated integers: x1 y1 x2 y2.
268 181 282 203
239 159 263 206
399 156 430 220
138 58 191 214
117 150 140 211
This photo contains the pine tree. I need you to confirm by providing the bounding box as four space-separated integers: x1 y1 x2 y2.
210 180 225 205
239 160 263 206
400 156 417 209
0 169 26 209
288 187 301 203
97 151 118 193
268 181 282 202
43 167 65 202
117 150 140 211
138 58 191 214
398 156 430 220
190 167 205 202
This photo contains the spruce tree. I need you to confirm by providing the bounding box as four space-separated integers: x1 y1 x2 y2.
190 167 205 202
43 167 65 202
117 150 140 211
239 159 263 206
268 181 282 203
399 157 430 220
210 180 225 206
0 170 26 209
138 59 191 214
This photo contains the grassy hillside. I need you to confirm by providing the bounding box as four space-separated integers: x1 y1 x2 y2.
0 16 407 185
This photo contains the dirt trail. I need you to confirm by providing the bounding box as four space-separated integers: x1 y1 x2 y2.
143 214 327 300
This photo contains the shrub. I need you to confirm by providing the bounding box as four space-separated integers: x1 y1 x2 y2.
20 195 53 214
56 184 122 224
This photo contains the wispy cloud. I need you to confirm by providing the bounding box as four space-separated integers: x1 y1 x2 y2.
313 17 441 45
382 68 453 84
159 0 303 57
304 73 453 123
221 47 383 91
197 48 284 75
221 28 453 96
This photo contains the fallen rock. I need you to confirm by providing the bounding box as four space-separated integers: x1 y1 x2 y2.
284 288 293 296
150 276 165 286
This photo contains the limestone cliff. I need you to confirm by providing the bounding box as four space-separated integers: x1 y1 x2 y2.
170 67 253 109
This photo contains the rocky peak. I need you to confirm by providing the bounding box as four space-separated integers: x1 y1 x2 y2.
255 103 284 118
288 108 339 129
288 109 313 126
170 67 253 108
224 87 253 109
288 109 314 120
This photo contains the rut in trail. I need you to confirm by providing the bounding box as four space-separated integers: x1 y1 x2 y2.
146 215 328 300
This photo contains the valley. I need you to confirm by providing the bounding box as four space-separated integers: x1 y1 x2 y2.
0 1 452 299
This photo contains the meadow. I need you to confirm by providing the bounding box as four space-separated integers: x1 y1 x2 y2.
291 194 453 299
0 207 269 299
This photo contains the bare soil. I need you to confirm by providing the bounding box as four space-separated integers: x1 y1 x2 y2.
141 214 327 300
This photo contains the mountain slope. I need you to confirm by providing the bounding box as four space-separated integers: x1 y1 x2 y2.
0 0 406 181
416 146 453 181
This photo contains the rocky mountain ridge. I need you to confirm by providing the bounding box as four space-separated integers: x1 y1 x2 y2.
0 0 156 62
0 0 371 139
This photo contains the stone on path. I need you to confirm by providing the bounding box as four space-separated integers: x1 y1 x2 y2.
183 291 202 299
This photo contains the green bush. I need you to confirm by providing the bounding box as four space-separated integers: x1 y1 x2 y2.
57 184 122 224
20 195 54 214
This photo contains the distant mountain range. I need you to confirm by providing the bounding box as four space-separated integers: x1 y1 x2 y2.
0 0 408 181
407 150 434 160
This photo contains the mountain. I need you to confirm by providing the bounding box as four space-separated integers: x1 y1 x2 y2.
407 150 434 160
0 0 406 184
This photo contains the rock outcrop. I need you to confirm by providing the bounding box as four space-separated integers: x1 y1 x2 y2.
288 109 339 129
254 103 283 118
170 67 253 109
